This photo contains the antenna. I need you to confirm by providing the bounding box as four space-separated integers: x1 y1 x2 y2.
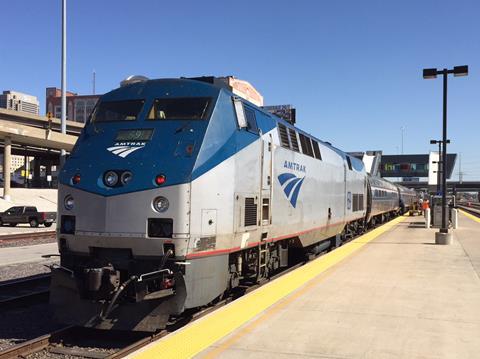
458 153 463 184
93 70 96 95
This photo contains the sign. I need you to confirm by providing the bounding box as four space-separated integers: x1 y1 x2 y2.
262 105 296 124
428 151 439 185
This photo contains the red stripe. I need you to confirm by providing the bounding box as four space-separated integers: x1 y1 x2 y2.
185 219 351 259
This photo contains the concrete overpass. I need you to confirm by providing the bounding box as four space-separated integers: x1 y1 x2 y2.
397 181 480 193
0 108 84 135
0 108 81 200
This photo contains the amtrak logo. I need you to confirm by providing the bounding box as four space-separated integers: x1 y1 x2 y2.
278 173 305 208
107 142 145 158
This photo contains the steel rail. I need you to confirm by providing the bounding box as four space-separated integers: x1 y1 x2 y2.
0 231 56 242
0 273 51 311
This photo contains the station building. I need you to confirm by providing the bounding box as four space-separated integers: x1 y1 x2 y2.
45 87 100 123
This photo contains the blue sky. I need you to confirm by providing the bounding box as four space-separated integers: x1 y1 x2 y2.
1 0 478 180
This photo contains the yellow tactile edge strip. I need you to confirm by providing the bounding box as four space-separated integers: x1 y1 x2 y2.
459 209 480 223
131 215 407 359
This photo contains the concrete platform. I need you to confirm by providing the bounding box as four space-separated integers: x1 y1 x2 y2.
131 212 480 359
0 242 58 266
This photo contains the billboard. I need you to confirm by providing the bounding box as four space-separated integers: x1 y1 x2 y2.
262 105 296 125
379 154 457 178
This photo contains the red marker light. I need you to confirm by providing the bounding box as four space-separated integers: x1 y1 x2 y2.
72 174 81 184
155 174 166 186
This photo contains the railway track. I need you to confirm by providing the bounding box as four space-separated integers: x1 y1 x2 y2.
0 216 398 358
0 261 306 359
0 273 51 311
457 204 480 218
0 231 56 242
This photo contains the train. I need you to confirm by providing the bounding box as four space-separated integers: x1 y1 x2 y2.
50 76 417 331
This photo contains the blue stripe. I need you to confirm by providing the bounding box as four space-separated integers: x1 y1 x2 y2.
278 173 296 186
289 177 305 208
283 178 301 198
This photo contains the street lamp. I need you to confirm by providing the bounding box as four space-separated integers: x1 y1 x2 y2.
423 65 468 244
60 0 67 167
430 139 450 194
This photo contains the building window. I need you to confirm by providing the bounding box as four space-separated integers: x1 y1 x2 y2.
54 106 61 119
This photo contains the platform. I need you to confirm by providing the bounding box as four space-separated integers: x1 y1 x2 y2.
131 212 480 359
0 242 58 266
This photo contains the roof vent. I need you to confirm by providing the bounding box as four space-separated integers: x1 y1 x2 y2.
120 75 149 87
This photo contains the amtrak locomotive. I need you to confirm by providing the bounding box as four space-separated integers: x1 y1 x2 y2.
51 76 416 331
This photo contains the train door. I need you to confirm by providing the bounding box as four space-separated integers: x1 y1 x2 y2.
260 133 273 229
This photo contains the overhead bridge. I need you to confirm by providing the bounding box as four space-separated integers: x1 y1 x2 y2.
0 108 82 200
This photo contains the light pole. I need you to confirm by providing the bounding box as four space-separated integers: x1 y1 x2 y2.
423 65 468 244
60 0 67 168
401 126 405 154
430 139 450 194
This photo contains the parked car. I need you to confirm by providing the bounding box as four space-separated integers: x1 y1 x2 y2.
0 206 56 227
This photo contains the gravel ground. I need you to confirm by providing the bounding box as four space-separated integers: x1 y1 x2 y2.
0 258 58 282
0 303 65 352
26 346 117 359
0 235 56 249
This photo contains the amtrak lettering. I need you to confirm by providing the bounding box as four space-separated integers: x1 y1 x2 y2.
283 161 306 173
107 142 146 158
114 142 146 147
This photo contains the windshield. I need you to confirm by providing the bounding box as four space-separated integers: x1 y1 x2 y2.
147 97 212 120
91 100 145 122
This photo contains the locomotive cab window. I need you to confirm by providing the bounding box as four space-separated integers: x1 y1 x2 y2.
243 107 258 133
148 97 211 120
91 100 144 122
346 156 353 170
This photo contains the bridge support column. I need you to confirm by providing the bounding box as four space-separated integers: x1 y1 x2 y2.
33 158 41 188
3 137 12 201
46 161 52 188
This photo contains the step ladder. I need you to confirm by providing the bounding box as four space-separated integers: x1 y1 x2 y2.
258 242 267 279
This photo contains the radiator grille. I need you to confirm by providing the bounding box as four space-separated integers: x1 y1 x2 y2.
278 124 290 148
289 128 300 152
244 197 258 227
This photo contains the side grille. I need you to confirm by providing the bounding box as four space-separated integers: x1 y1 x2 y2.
289 128 300 152
244 197 258 227
278 124 290 148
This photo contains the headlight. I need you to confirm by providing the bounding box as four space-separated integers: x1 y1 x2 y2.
153 196 169 213
64 195 74 210
155 174 166 186
104 171 119 187
72 174 81 185
120 171 133 185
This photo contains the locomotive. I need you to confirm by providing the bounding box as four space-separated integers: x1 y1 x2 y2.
51 76 416 331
